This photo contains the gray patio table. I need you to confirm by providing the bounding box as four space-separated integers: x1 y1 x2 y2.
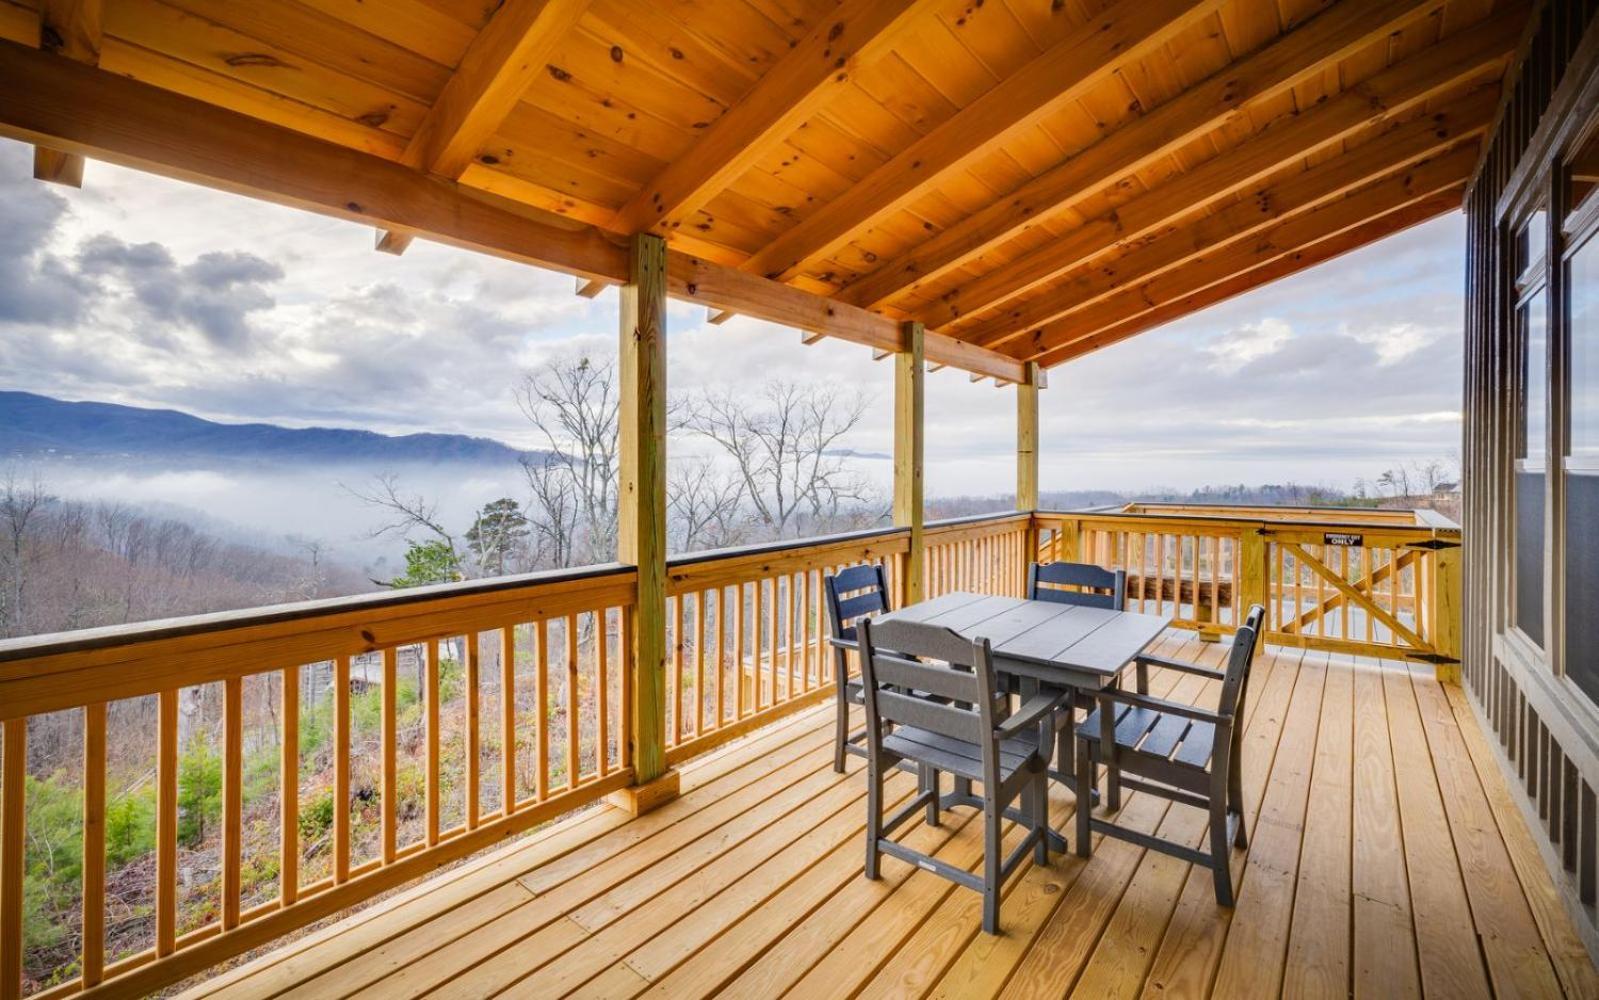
875 590 1172 846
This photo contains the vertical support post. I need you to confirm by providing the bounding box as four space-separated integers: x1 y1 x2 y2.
1017 361 1040 582
1 719 25 1000
895 320 926 606
612 232 679 814
1238 526 1269 659
1434 539 1463 683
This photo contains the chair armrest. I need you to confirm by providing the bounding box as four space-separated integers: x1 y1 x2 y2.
1135 653 1224 681
827 636 859 653
996 692 1066 740
1092 687 1223 724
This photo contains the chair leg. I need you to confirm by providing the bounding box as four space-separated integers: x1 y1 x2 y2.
1209 798 1234 907
865 760 883 881
1228 758 1248 850
922 764 940 827
1032 767 1049 866
833 657 850 774
982 799 1003 935
1075 738 1093 859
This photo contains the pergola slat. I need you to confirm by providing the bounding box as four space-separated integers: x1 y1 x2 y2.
908 7 1521 334
833 0 1446 312
969 90 1495 350
736 0 1228 284
610 0 932 237
376 0 590 253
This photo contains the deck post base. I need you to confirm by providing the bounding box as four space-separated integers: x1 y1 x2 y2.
607 768 681 816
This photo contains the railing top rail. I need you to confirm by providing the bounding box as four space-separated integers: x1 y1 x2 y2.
666 523 910 569
0 561 636 665
1036 507 1461 534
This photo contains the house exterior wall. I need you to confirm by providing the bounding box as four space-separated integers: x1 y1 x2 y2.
1463 0 1599 957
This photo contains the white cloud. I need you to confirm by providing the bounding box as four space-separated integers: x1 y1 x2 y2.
1204 318 1293 372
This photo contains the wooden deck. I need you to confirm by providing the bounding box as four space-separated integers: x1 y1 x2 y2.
180 630 1598 999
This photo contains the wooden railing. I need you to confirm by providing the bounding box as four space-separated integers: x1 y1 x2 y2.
661 527 910 764
921 512 1032 600
0 564 636 1000
1036 504 1462 667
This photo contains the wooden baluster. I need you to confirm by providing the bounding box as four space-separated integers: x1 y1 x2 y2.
1135 532 1146 612
501 628 517 813
157 689 178 953
465 637 480 830
620 606 635 770
670 596 683 744
2 718 26 1000
381 648 396 863
281 669 300 902
735 583 747 720
1314 545 1327 638
426 639 440 846
767 577 780 708
1389 549 1403 646
1210 536 1221 626
1190 535 1200 623
1293 546 1305 634
222 676 242 930
1157 535 1168 616
598 611 611 777
715 588 727 728
753 579 765 712
334 655 350 881
694 595 707 735
566 614 580 789
786 573 797 701
82 703 105 986
536 620 550 801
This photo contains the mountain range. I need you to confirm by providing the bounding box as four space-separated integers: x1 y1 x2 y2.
0 391 537 466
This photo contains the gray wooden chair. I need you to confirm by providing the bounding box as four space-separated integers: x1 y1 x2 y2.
823 563 892 773
1027 560 1135 793
1074 604 1265 906
856 615 1060 934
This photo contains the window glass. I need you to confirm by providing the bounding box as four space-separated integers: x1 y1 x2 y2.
1570 125 1599 223
1524 289 1549 463
1574 237 1599 461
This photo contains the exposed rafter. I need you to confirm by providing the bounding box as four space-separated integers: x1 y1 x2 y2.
834 0 1447 311
907 8 1518 334
1033 190 1463 367
610 0 932 237
1009 144 1477 359
376 0 590 254
966 92 1493 349
0 39 1025 383
736 0 1228 284
31 0 100 187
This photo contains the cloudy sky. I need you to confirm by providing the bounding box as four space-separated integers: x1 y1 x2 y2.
0 136 1464 499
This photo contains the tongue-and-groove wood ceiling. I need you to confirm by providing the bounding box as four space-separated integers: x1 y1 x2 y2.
0 0 1529 381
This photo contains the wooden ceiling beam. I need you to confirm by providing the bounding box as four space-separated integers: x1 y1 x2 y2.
1008 143 1477 357
835 0 1447 311
0 40 1024 383
737 0 1227 284
610 0 931 237
376 0 590 253
1034 190 1463 368
967 90 1493 349
31 0 100 187
911 6 1521 332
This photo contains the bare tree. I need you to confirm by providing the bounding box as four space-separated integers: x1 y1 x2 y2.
677 381 871 539
345 472 459 554
515 354 619 566
0 469 54 637
668 457 744 552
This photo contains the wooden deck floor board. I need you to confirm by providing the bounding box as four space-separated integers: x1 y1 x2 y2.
180 634 1596 1000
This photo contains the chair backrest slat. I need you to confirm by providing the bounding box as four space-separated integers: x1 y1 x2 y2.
1028 561 1126 610
871 652 982 705
825 563 891 645
874 689 984 743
